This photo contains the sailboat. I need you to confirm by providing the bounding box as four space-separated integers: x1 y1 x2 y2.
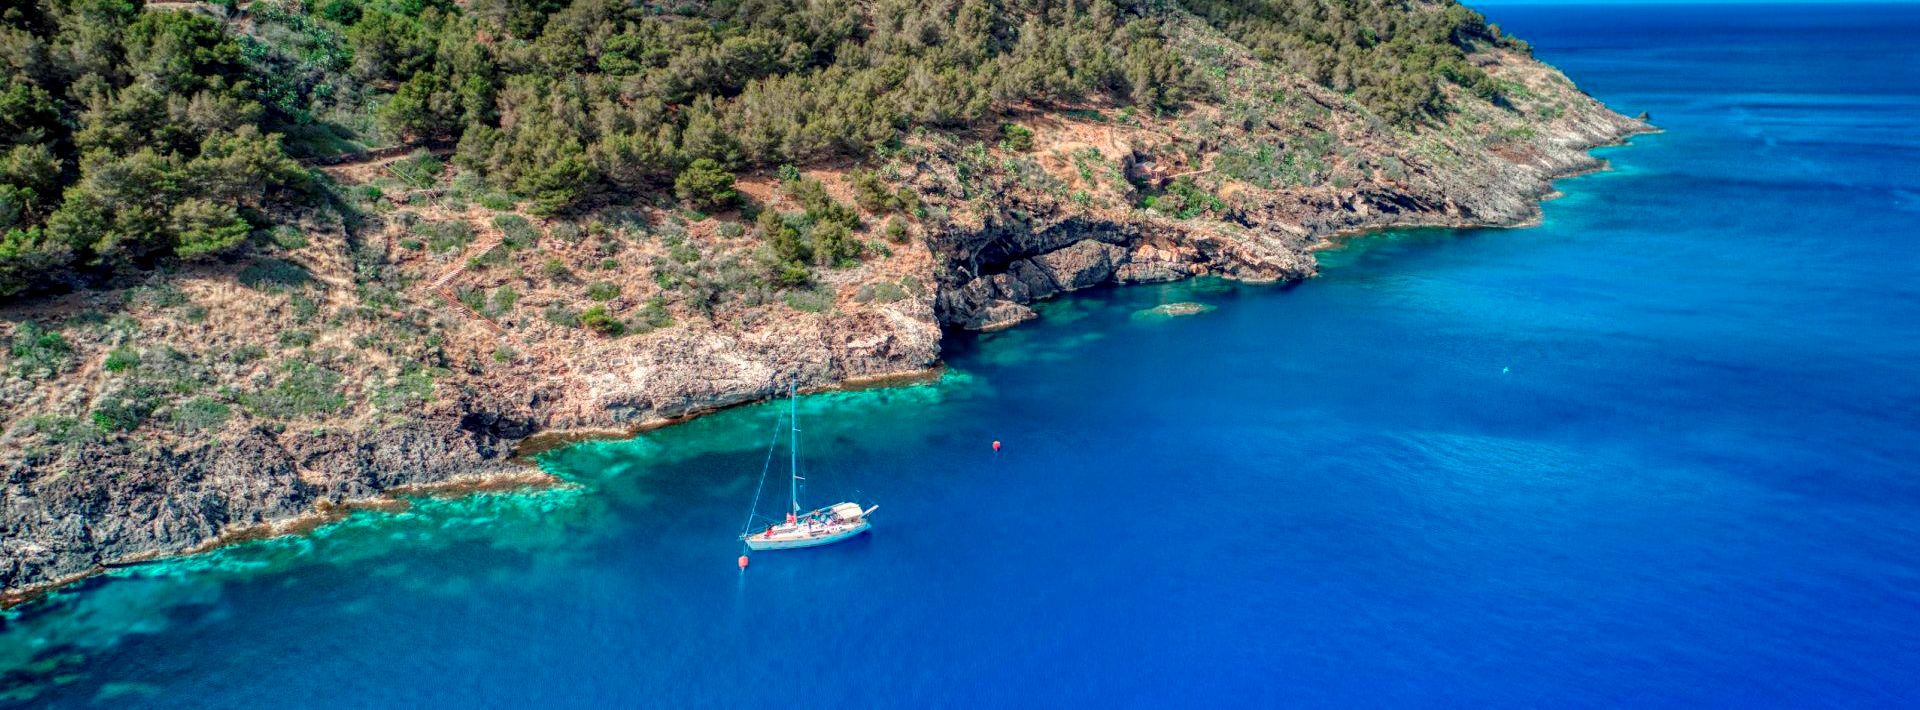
739 381 876 551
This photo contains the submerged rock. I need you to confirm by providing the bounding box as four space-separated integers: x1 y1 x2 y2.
974 300 1040 331
1132 302 1216 320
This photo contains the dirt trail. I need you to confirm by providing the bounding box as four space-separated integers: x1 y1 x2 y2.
421 228 508 338
315 145 454 183
145 1 231 11
416 225 586 419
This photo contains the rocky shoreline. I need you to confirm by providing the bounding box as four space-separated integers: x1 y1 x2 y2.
1 36 1652 603
505 366 948 461
1 466 562 608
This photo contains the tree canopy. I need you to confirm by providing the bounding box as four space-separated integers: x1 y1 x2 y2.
1 0 309 299
0 0 1512 302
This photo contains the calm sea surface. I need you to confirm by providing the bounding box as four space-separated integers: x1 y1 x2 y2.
5 3 1919 706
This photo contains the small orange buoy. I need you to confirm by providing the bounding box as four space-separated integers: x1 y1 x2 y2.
737 555 750 570
992 440 1001 452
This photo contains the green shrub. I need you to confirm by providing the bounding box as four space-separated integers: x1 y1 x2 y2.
290 293 320 322
487 286 520 316
91 398 151 433
26 414 102 446
846 172 921 215
389 150 444 189
759 210 810 266
784 178 859 230
849 170 895 212
238 258 313 291
455 287 485 313
104 346 140 372
641 296 673 328
586 281 621 301
228 344 267 364
1216 143 1332 189
811 220 861 267
580 305 625 335
784 288 834 313
169 397 231 432
1143 177 1227 219
884 217 909 243
543 303 579 327
466 246 508 269
414 221 476 254
315 0 360 24
674 158 738 211
1000 123 1035 152
493 214 540 249
653 269 680 290
372 366 438 414
854 281 907 304
268 226 308 250
8 321 71 379
449 172 486 198
769 259 811 288
240 362 346 419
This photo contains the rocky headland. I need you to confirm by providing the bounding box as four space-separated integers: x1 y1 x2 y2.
0 11 1649 603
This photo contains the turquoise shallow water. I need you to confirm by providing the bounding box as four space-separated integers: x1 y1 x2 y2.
6 3 1920 706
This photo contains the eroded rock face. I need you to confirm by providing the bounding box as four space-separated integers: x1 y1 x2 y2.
940 236 1139 329
0 423 520 593
932 211 1319 330
923 77 1641 332
578 300 943 425
460 411 537 444
1034 239 1126 290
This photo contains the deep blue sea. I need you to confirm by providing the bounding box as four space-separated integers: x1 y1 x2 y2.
6 3 1920 706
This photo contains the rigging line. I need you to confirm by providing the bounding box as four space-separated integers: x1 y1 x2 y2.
739 410 786 540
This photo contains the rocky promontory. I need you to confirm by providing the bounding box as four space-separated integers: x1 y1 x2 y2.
1 11 1649 602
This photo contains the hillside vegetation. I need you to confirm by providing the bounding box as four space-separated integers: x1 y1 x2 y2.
2 0 1519 300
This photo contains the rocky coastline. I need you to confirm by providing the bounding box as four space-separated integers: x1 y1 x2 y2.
1 38 1652 603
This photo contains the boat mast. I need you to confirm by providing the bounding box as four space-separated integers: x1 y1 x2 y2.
788 378 800 516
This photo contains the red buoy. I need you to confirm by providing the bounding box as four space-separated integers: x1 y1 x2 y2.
992 440 1002 452
738 555 750 570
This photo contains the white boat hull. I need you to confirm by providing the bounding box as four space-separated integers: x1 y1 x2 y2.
741 520 871 551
